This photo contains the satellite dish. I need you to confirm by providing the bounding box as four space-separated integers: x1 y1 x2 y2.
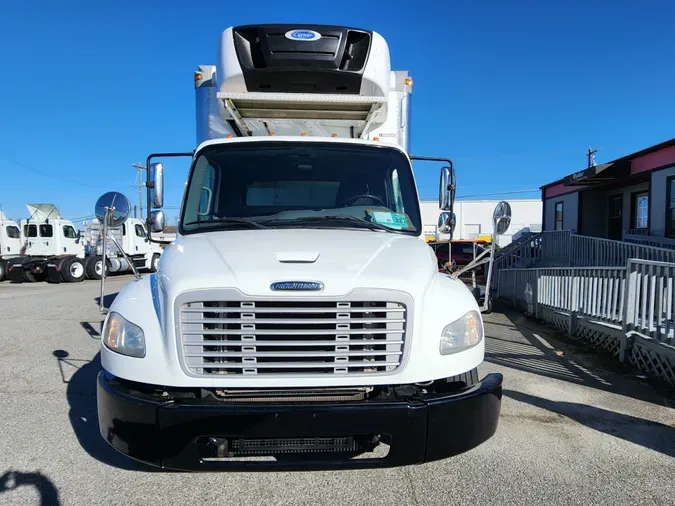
95 192 131 228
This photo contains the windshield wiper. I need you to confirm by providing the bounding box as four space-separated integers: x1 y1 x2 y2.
183 218 268 229
261 215 407 233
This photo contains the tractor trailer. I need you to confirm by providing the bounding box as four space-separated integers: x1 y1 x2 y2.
6 204 162 283
97 24 506 470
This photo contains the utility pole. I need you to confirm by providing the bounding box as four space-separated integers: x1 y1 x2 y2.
131 163 145 217
587 146 597 168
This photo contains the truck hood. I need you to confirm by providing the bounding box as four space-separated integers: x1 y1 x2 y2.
158 229 439 298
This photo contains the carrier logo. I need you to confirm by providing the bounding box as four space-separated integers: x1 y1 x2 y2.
285 29 322 41
270 281 324 291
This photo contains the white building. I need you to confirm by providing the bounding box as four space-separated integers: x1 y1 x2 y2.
420 199 542 246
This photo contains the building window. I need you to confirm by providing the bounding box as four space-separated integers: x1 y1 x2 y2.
668 177 675 238
554 201 564 230
631 191 648 230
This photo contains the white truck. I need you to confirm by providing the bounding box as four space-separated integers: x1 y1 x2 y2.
97 24 507 470
84 217 164 275
7 204 163 283
0 210 22 281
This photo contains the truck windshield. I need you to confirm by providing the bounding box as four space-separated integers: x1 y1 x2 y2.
180 142 421 235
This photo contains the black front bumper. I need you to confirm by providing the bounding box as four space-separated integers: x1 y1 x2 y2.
97 371 503 471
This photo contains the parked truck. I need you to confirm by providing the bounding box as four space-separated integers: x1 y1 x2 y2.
7 203 163 283
84 217 164 275
0 210 22 281
97 24 507 470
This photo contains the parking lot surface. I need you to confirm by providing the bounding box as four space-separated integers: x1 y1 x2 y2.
0 276 673 505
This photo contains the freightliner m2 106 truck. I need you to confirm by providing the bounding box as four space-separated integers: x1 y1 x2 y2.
97 24 506 470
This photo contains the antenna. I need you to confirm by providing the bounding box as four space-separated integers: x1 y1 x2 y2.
587 146 598 168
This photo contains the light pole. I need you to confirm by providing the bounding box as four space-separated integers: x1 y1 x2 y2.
131 163 145 218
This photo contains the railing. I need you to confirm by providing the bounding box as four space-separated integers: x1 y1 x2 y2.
570 234 675 266
623 233 675 250
624 259 675 343
497 257 675 385
624 228 649 237
537 267 626 325
498 258 675 349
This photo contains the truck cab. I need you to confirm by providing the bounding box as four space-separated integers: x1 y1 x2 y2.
19 204 83 258
97 24 504 470
0 211 22 281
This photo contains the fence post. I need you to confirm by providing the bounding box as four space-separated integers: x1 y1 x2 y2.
533 270 539 318
620 260 637 363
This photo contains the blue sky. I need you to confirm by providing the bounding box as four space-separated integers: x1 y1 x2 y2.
0 1 673 224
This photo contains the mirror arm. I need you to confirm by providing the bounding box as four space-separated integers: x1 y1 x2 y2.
145 151 193 244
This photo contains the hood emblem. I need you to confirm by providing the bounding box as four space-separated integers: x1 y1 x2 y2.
271 281 323 291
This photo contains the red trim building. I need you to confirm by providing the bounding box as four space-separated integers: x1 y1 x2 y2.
540 138 675 241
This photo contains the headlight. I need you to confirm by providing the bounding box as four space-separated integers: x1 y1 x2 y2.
102 312 146 358
440 310 483 355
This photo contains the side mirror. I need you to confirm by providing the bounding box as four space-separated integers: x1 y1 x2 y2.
437 211 456 237
151 210 165 233
492 201 512 236
149 162 164 208
76 229 82 244
438 166 455 211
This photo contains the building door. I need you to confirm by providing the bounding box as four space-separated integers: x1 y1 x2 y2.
608 194 623 240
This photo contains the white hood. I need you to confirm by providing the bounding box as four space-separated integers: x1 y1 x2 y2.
158 229 439 298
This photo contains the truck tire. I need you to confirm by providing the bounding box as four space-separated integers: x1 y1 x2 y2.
85 256 108 280
22 268 36 282
61 257 86 283
447 367 479 388
0 260 5 281
150 253 160 273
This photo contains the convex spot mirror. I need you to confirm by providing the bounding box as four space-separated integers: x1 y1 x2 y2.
149 162 164 208
438 166 455 211
437 211 456 237
151 210 165 233
493 201 512 236
95 192 131 227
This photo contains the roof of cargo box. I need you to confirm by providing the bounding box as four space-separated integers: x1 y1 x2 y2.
198 24 394 139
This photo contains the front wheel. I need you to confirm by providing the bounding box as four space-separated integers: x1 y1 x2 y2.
149 253 160 273
0 260 5 282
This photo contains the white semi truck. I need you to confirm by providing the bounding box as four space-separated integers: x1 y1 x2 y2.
0 210 22 281
7 204 163 283
97 24 507 470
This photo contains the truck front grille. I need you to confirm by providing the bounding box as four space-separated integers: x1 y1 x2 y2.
179 298 407 376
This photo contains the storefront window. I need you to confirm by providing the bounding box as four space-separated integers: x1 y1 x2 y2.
633 192 648 229
668 178 675 238
554 201 564 230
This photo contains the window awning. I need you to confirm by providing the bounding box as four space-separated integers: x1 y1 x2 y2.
563 163 616 186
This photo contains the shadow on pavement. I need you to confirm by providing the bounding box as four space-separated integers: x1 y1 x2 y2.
80 321 102 338
94 292 118 310
58 290 154 471
0 470 60 505
504 389 675 458
60 349 155 471
484 302 674 406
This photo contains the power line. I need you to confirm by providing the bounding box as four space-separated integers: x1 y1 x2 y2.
455 189 540 199
0 156 111 190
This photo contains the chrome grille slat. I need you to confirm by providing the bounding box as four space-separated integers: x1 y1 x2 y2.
182 307 406 314
183 328 402 336
185 350 403 358
178 298 408 376
182 339 404 347
187 318 407 325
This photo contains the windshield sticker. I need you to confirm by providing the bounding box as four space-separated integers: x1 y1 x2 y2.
367 211 411 230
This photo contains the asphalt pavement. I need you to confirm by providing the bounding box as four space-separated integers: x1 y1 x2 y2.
0 276 673 505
